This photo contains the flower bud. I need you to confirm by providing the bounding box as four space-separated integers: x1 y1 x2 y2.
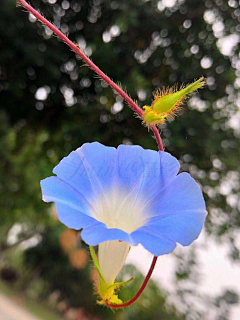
143 77 205 126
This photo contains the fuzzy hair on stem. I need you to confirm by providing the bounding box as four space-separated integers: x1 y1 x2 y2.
16 0 164 152
16 0 161 308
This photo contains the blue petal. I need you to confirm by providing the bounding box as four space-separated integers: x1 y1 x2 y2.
131 227 176 256
149 173 206 214
53 142 117 199
52 143 179 206
40 176 91 213
144 172 207 247
146 210 207 247
53 150 93 198
116 145 180 201
56 202 96 230
81 222 134 246
41 143 206 254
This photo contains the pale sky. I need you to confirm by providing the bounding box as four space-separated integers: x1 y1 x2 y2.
127 231 240 320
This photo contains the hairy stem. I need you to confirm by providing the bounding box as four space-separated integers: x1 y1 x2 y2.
16 0 164 151
17 0 162 308
17 0 142 116
151 126 164 151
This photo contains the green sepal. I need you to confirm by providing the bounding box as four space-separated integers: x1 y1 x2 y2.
89 246 135 306
108 295 123 305
107 276 135 291
153 77 205 113
143 106 166 124
99 277 135 306
89 246 106 287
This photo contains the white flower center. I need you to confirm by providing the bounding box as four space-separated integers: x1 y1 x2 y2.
91 188 151 286
91 187 149 233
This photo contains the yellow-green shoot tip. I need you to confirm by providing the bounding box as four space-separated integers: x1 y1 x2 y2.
143 77 205 126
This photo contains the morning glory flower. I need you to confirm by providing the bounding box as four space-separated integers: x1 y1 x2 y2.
40 142 207 305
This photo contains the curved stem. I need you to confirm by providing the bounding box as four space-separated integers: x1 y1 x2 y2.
16 0 164 151
17 1 162 308
106 256 158 309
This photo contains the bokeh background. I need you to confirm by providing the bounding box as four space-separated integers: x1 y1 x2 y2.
1 0 240 319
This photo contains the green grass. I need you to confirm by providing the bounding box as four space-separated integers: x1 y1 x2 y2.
0 280 66 320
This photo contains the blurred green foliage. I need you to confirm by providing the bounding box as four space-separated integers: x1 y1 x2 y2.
22 226 183 320
0 0 240 319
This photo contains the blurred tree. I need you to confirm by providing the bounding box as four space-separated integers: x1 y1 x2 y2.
0 0 240 318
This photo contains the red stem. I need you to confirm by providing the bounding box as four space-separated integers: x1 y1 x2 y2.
106 256 158 309
16 0 164 152
152 126 164 151
17 0 143 117
17 0 162 308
